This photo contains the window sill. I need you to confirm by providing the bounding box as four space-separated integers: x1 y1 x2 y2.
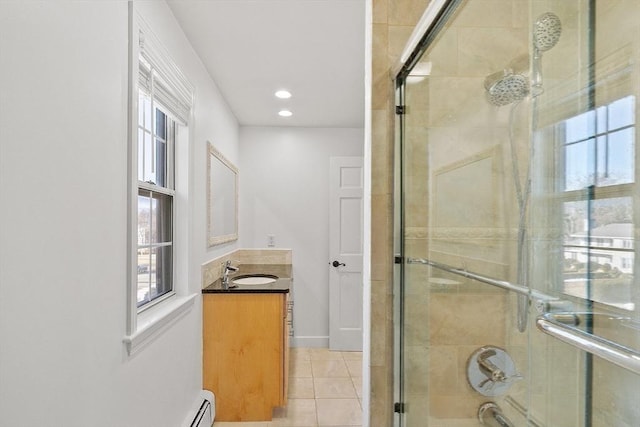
123 293 197 355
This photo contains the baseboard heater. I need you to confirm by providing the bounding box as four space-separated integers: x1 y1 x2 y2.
185 390 215 427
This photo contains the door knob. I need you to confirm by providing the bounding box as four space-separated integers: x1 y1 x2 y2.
332 260 346 268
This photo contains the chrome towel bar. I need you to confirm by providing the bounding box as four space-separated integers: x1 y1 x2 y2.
405 256 640 375
406 257 552 300
536 312 640 376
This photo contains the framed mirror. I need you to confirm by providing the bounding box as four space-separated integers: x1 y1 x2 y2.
207 142 238 246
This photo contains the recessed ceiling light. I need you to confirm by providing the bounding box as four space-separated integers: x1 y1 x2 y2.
278 110 293 117
275 90 292 99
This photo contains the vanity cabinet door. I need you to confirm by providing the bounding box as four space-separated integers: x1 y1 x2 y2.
203 293 287 421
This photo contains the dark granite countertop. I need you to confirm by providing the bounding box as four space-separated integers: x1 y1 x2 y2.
202 264 292 294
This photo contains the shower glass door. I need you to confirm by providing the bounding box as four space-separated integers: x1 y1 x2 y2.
394 0 640 426
397 0 538 424
528 1 640 425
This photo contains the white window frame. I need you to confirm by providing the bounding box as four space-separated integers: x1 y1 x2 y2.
123 8 196 355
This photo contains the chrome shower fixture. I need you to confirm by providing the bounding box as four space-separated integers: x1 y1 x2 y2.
533 12 562 52
484 70 529 107
484 12 562 106
467 346 522 397
531 12 562 94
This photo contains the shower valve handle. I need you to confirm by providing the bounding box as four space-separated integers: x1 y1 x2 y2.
471 347 522 395
478 372 523 390
478 372 522 390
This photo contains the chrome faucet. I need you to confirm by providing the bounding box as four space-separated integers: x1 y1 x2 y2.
221 260 239 290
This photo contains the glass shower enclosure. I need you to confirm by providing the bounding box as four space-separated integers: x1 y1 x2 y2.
393 0 640 426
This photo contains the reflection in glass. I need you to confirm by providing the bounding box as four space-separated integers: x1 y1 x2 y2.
609 96 635 130
137 92 172 187
154 137 167 187
155 108 166 139
147 192 172 243
565 138 595 190
137 189 173 307
150 246 172 301
565 110 596 142
137 195 150 246
605 129 635 185
136 247 154 306
562 96 635 191
562 197 634 310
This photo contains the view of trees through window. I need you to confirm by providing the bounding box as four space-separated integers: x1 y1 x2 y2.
560 96 635 310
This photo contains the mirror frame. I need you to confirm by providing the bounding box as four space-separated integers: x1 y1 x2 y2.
207 142 238 247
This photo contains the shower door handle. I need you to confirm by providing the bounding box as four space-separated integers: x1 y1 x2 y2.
332 260 346 268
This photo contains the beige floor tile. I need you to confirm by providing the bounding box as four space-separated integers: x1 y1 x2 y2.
316 399 362 426
290 358 313 378
340 351 363 361
309 348 344 360
314 377 357 398
289 377 315 398
290 347 312 361
272 399 318 426
311 359 350 378
345 360 362 378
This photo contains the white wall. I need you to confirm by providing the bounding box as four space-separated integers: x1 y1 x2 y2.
0 2 239 426
239 126 364 347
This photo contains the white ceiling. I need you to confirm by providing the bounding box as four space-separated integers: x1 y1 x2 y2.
167 0 365 128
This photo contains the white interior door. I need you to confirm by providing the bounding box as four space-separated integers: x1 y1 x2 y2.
329 156 364 351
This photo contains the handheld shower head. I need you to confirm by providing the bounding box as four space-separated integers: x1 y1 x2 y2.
533 12 562 53
531 12 562 95
484 70 529 107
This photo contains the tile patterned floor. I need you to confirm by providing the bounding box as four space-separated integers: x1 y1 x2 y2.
213 347 363 427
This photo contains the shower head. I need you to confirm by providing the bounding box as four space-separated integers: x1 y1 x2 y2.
484 70 529 107
533 12 562 53
484 12 561 105
531 12 562 95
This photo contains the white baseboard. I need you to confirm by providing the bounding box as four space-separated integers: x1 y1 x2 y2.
290 335 329 348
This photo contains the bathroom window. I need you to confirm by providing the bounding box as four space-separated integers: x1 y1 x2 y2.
136 91 175 308
560 96 636 310
124 15 194 355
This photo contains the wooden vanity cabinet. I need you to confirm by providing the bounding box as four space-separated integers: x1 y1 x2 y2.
203 292 289 421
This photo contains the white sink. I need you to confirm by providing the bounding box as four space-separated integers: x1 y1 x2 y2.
232 275 278 285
